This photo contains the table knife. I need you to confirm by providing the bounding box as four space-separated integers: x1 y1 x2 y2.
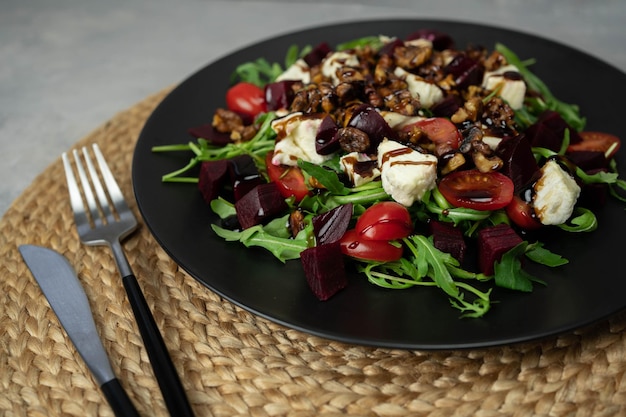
19 244 140 417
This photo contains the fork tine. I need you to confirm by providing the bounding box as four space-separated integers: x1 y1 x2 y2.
82 146 116 225
62 152 92 235
72 148 103 227
91 144 135 223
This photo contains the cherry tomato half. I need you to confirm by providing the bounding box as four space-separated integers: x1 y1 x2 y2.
438 169 514 211
226 82 267 118
567 131 621 159
265 151 310 202
505 195 542 230
355 201 413 241
402 117 462 154
339 229 404 262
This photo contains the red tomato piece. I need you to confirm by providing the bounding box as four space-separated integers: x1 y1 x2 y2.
355 201 413 241
226 82 267 118
505 195 542 230
438 170 514 211
265 152 310 202
567 131 621 159
339 229 404 262
402 117 462 154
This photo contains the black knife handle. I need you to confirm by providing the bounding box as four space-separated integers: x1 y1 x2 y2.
101 378 140 417
122 274 195 417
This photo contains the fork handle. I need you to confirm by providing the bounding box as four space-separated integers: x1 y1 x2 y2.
122 274 195 417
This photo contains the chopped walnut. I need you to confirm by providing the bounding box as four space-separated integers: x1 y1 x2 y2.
337 127 371 153
440 152 466 175
394 44 433 69
212 108 244 133
374 53 394 84
289 210 306 238
383 89 420 116
451 97 483 124
460 126 503 173
472 151 503 173
336 66 365 83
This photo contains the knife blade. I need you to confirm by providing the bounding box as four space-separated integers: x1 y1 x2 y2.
19 244 140 417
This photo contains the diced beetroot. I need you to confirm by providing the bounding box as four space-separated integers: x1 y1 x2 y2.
565 150 608 171
406 29 454 51
525 111 582 151
188 124 232 146
444 54 484 90
477 224 523 276
347 104 397 151
235 183 288 229
300 241 348 301
315 115 340 155
496 134 540 191
429 220 467 263
312 203 353 246
303 42 332 67
228 155 264 201
431 94 462 118
198 160 229 204
265 80 298 111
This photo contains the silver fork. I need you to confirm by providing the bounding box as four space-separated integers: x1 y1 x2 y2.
62 144 194 417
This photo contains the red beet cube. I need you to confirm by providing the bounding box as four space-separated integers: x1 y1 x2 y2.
300 241 348 301
198 160 229 204
235 183 288 229
477 224 523 276
429 220 467 263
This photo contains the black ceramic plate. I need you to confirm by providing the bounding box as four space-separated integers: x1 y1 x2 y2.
132 19 626 350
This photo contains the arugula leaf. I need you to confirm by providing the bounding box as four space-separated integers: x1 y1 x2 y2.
211 216 310 263
525 242 568 267
297 159 350 195
557 207 598 232
210 197 237 219
493 242 535 292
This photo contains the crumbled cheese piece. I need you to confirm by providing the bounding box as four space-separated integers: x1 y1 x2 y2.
270 113 332 167
394 67 444 109
340 152 381 187
380 111 425 129
321 51 360 85
377 139 438 206
533 159 581 225
482 135 503 151
276 58 310 84
482 64 526 110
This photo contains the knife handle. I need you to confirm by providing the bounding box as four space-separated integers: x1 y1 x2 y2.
101 378 140 417
122 274 195 417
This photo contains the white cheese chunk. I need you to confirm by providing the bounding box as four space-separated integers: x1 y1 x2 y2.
404 38 434 49
394 67 444 109
482 135 503 151
270 113 332 167
275 58 311 84
533 159 581 225
482 64 526 110
321 51 360 85
340 152 381 187
380 111 425 129
377 139 438 206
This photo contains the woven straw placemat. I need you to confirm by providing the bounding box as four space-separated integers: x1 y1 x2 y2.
2 89 626 417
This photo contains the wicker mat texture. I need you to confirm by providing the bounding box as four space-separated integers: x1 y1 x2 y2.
2 89 626 417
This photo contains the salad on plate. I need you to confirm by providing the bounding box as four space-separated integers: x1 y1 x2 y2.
153 29 625 318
